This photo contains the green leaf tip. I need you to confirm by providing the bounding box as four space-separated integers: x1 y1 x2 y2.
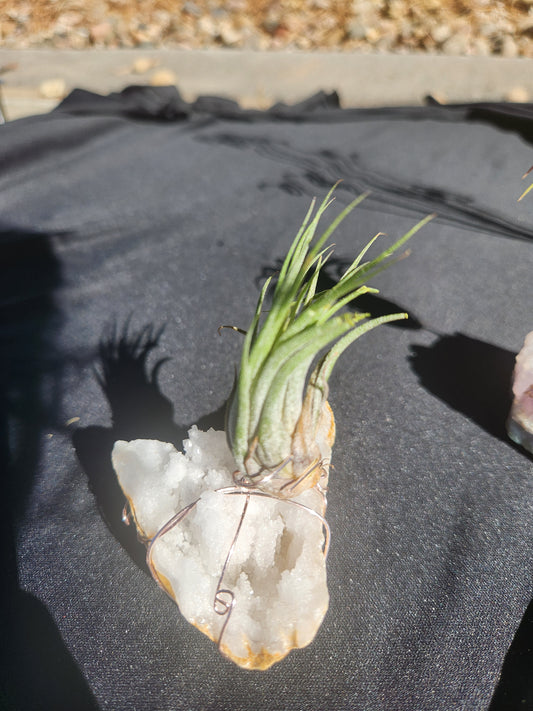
225 185 432 497
518 166 533 201
518 182 533 202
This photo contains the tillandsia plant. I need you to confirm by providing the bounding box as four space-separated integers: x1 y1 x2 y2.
226 183 433 498
111 184 434 670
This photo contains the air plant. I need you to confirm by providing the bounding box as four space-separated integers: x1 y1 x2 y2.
226 183 433 497
112 184 433 670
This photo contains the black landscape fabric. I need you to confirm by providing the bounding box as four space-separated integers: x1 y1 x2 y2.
1 86 532 711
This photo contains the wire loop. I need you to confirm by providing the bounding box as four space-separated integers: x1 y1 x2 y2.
141 464 330 654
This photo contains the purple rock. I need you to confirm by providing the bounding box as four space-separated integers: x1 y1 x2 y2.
507 331 533 454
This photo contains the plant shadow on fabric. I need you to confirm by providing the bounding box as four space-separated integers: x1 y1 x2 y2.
201 131 533 244
73 322 226 571
1 229 99 711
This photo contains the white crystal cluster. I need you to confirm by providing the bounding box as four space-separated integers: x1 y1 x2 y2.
508 331 533 455
112 427 329 669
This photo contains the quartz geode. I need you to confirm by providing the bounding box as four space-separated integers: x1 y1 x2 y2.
112 427 329 670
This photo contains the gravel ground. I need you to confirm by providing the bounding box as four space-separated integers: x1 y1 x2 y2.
1 0 533 57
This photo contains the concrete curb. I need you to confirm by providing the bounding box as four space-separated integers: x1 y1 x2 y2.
1 48 533 120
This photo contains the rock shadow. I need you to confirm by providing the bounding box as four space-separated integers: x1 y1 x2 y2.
409 332 517 444
489 596 533 710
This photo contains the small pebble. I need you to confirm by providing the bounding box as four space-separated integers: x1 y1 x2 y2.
442 33 470 55
150 68 177 86
90 21 114 44
132 57 158 74
198 15 217 38
218 20 242 46
505 86 530 103
501 35 519 58
431 24 452 45
39 77 67 99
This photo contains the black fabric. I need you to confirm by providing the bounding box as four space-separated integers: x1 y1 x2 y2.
1 85 532 711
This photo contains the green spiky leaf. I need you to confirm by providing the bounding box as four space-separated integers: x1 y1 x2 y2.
226 185 433 479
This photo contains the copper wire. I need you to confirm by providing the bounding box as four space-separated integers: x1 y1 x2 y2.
213 493 250 650
278 457 325 494
233 454 293 488
142 466 330 654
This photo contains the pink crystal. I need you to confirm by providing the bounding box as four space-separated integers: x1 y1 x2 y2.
507 331 533 453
